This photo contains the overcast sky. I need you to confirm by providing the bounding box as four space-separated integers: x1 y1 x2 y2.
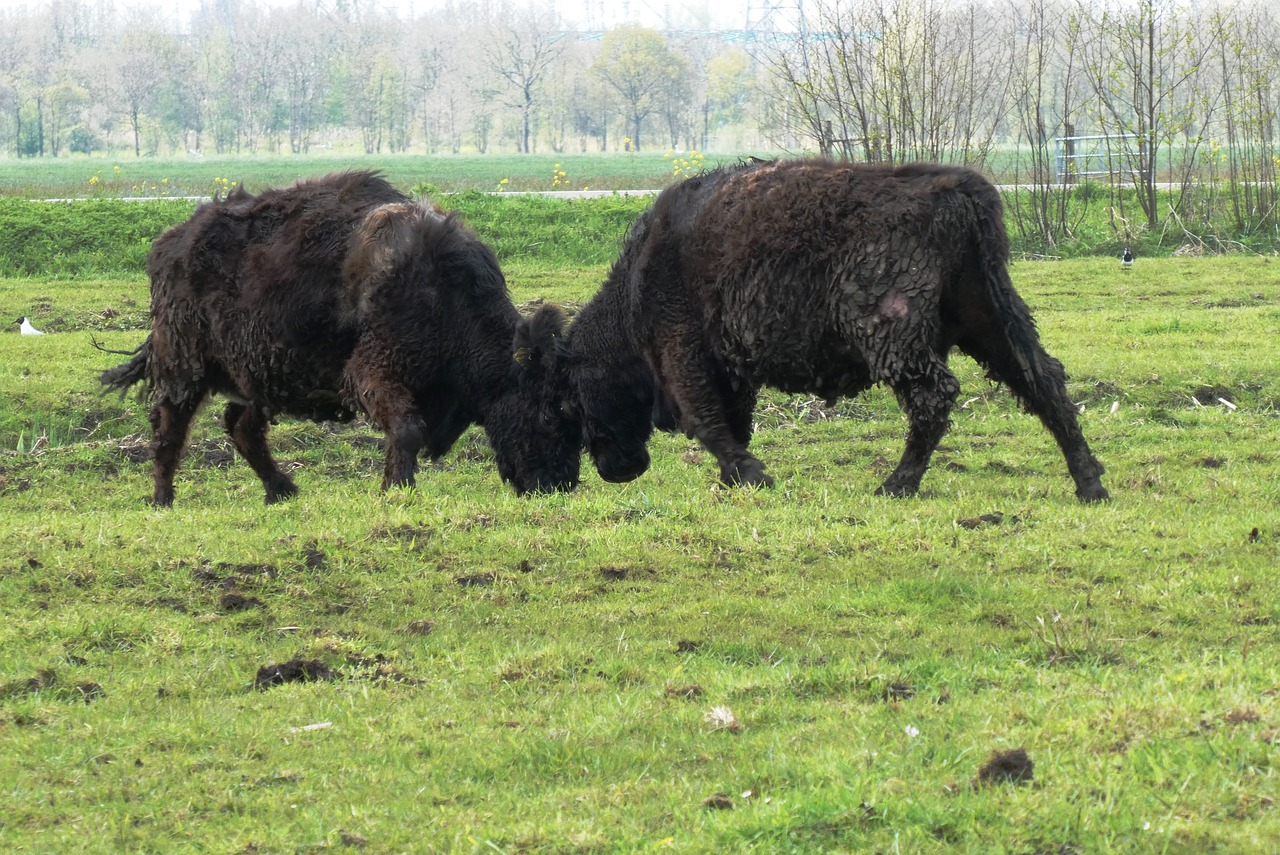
0 0 761 31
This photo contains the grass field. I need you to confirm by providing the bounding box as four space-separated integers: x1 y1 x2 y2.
1 244 1277 852
0 152 739 199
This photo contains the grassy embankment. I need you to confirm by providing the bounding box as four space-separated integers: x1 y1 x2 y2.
0 181 1277 852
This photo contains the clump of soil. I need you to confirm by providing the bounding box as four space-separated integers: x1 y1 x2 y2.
703 793 735 810
665 684 704 700
600 565 629 580
76 682 105 704
454 572 495 587
254 659 334 690
1191 385 1235 406
674 640 701 654
958 512 1004 530
220 593 264 612
1222 708 1261 725
302 546 327 570
403 619 435 635
976 748 1034 785
1 669 103 704
884 681 915 701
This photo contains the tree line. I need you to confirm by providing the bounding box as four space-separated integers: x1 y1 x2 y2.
0 0 758 160
772 0 1280 247
3 0 1279 248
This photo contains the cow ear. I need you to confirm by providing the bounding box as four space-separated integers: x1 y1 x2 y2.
514 304 569 373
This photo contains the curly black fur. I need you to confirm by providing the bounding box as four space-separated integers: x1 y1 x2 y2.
102 171 578 506
517 158 1108 502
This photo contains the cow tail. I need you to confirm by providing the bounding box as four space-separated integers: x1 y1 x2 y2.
965 173 1066 400
99 336 153 397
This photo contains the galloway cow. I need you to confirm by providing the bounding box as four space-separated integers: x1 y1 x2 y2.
102 171 578 506
519 158 1108 502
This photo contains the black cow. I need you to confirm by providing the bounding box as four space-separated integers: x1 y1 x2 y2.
518 158 1108 501
102 171 578 505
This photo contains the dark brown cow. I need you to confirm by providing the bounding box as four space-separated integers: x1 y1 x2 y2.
102 171 578 505
519 158 1108 501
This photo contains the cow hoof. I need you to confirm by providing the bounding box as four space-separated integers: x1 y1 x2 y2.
725 461 773 488
265 479 299 504
1076 483 1110 503
874 482 917 498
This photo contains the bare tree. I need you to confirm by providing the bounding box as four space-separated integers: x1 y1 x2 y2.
1079 0 1216 227
767 0 1015 169
105 11 178 157
482 2 567 154
1204 3 1279 237
1007 0 1091 249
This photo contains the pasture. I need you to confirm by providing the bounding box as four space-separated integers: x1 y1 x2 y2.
0 189 1278 852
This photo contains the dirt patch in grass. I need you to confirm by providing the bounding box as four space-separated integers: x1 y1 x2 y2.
702 793 735 810
370 524 433 547
1221 708 1261 725
103 435 152 464
220 592 264 612
976 748 1034 785
346 655 424 686
958 512 1004 529
884 681 915 701
1189 385 1236 406
302 545 327 570
402 619 435 635
254 659 334 690
199 444 235 468
76 682 105 703
454 571 496 587
1 669 104 704
193 561 279 589
665 684 704 700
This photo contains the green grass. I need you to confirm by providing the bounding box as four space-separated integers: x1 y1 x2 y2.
1 256 1278 852
0 193 649 280
0 151 746 199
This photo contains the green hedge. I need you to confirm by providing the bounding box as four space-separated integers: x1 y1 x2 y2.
0 194 652 279
0 198 198 278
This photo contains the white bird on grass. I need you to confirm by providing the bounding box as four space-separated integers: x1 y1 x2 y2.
16 316 45 335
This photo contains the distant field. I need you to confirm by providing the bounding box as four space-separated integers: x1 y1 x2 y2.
0 151 765 199
1 252 1277 851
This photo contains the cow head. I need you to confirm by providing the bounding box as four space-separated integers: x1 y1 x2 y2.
487 304 582 495
561 308 658 485
572 359 655 484
505 303 659 489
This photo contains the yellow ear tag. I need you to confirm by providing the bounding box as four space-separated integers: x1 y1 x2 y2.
514 347 531 364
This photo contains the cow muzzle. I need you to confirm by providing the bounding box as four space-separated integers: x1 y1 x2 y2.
593 444 650 483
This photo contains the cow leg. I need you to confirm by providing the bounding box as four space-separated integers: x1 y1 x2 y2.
148 398 200 507
657 333 770 488
380 404 426 490
345 358 424 490
877 352 960 498
958 334 1109 502
223 402 298 504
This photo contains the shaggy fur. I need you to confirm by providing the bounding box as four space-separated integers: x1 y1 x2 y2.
521 158 1108 502
102 171 578 506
